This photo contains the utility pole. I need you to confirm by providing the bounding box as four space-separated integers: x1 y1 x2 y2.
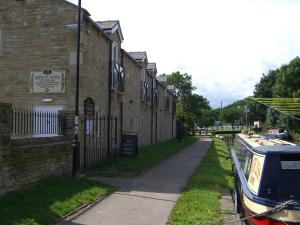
73 0 82 176
245 105 248 126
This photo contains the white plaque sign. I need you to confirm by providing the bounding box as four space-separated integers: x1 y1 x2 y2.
30 70 65 93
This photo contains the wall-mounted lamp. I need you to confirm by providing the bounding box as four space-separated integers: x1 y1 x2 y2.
42 98 53 103
65 24 78 30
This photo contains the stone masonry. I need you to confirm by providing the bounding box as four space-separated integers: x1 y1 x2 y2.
0 0 177 172
0 103 73 196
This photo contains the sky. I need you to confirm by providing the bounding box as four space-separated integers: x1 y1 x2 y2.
68 0 300 108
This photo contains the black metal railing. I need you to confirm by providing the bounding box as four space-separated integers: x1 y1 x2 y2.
112 61 125 92
153 88 159 105
141 81 150 103
83 114 118 172
12 108 65 137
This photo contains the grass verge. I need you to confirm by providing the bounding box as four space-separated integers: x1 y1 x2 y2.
91 135 200 177
114 135 200 175
0 178 113 225
168 138 233 225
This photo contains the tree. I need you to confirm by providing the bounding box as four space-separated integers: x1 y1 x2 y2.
254 70 277 98
165 71 195 99
163 72 211 130
253 56 300 132
184 94 211 128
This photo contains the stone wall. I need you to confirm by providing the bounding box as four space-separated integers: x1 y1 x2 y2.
156 82 176 143
0 0 78 109
122 52 142 137
0 103 72 196
0 0 177 154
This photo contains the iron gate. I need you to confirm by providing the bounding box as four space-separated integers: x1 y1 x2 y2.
82 98 118 172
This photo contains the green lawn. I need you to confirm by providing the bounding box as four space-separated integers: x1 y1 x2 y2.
0 178 113 225
168 138 233 225
113 135 200 175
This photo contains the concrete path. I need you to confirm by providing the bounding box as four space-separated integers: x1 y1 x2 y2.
58 138 212 225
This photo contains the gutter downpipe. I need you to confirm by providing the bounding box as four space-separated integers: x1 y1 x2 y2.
73 0 81 176
155 80 158 144
120 51 124 139
172 99 174 137
107 41 112 158
151 75 154 145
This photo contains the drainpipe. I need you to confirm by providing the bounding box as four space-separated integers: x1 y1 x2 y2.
107 41 112 157
120 51 124 137
172 99 174 137
73 0 82 176
150 75 154 145
155 80 158 144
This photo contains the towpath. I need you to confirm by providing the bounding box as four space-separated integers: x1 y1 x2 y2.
58 138 212 225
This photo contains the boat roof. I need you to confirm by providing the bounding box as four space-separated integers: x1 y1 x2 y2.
236 133 300 154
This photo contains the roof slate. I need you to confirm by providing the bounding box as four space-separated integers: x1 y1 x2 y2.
147 63 156 71
96 21 118 30
128 52 147 61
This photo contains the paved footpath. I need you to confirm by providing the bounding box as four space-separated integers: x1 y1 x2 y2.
58 138 212 225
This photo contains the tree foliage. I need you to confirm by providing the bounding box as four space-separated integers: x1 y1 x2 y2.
254 57 300 98
253 57 300 131
217 98 265 125
163 71 213 129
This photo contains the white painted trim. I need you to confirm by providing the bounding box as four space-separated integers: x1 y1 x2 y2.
243 194 300 222
111 23 124 42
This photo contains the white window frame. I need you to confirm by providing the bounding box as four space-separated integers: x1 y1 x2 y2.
32 105 63 137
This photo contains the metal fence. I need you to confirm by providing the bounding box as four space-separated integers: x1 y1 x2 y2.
12 108 65 137
83 114 118 172
207 125 252 132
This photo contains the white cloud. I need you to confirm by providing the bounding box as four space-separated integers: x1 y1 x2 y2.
68 0 300 108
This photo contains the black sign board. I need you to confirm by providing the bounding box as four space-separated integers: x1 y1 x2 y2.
84 97 95 116
121 134 138 156
43 69 52 75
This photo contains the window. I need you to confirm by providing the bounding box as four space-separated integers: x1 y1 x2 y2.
141 81 149 102
141 68 146 81
112 61 124 91
111 42 119 63
141 81 146 101
233 139 253 179
280 154 300 170
32 105 63 137
153 89 159 105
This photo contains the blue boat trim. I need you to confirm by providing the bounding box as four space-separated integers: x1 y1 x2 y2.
231 149 300 211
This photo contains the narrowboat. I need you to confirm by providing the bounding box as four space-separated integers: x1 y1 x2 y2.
231 133 300 225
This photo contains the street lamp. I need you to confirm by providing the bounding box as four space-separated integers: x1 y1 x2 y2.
73 0 82 176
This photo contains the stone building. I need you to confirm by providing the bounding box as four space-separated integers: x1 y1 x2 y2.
0 0 176 170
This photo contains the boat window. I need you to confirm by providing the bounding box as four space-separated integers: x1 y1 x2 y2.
243 151 253 179
233 139 253 179
280 154 300 170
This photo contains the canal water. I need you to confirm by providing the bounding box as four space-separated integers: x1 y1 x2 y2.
221 134 235 148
